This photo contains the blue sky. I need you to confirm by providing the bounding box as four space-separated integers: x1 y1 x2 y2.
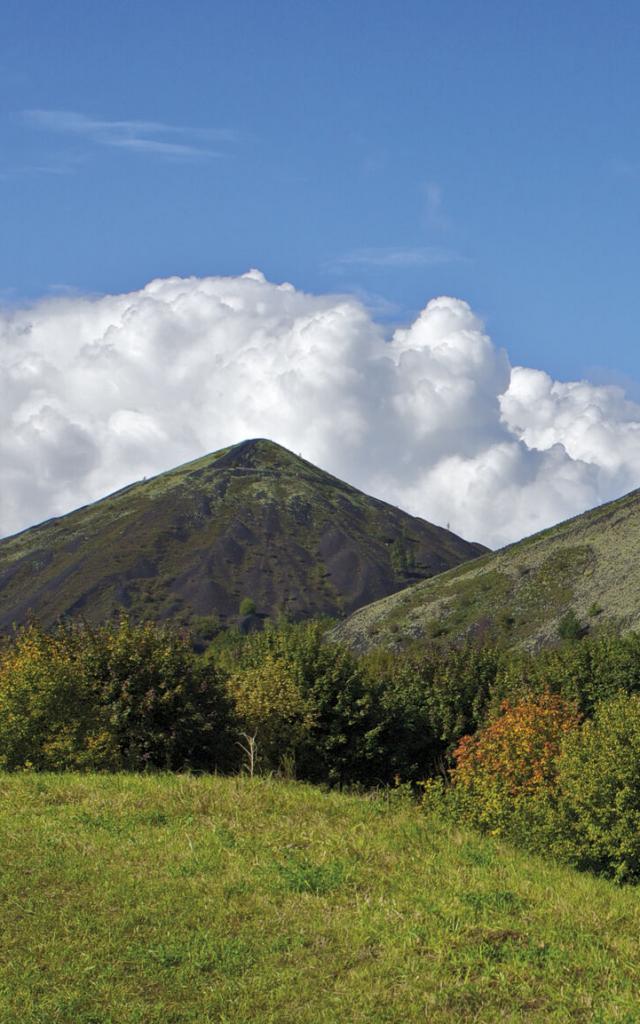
2 0 640 385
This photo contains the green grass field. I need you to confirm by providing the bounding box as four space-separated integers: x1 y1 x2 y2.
2 774 640 1023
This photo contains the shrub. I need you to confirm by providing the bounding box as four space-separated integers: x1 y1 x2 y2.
361 642 503 785
226 653 314 773
295 641 379 787
369 665 443 784
0 624 117 771
218 620 383 785
553 693 640 881
495 631 640 717
450 692 581 838
425 644 504 751
189 614 221 653
558 609 584 641
238 597 257 617
83 617 235 771
0 619 235 773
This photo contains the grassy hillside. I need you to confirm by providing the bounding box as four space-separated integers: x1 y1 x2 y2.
334 484 640 652
2 774 640 1023
0 439 485 634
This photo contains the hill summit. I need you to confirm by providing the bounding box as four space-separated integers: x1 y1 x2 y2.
0 439 486 632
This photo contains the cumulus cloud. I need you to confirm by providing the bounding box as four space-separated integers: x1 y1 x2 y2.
2 271 640 548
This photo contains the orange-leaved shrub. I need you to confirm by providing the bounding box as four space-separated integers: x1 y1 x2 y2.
450 692 581 838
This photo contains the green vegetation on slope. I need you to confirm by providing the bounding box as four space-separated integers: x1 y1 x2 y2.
334 484 640 652
2 773 640 1024
0 439 485 634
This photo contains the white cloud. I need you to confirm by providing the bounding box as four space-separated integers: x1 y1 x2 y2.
2 271 640 548
422 180 449 231
22 110 232 160
333 246 460 268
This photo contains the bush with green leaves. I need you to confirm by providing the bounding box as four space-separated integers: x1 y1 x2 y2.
226 652 315 773
558 608 584 641
83 617 236 771
362 642 507 785
0 624 117 770
492 630 640 717
0 619 235 772
552 693 640 881
220 620 382 785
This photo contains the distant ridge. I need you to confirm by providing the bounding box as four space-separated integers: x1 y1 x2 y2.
0 439 486 632
333 484 640 651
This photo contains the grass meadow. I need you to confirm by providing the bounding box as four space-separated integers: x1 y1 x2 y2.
1 773 640 1023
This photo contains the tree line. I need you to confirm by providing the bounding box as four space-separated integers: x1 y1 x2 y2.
4 616 640 879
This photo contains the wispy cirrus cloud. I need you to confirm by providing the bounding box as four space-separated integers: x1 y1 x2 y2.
22 109 235 160
0 149 87 180
422 180 451 232
333 245 462 269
